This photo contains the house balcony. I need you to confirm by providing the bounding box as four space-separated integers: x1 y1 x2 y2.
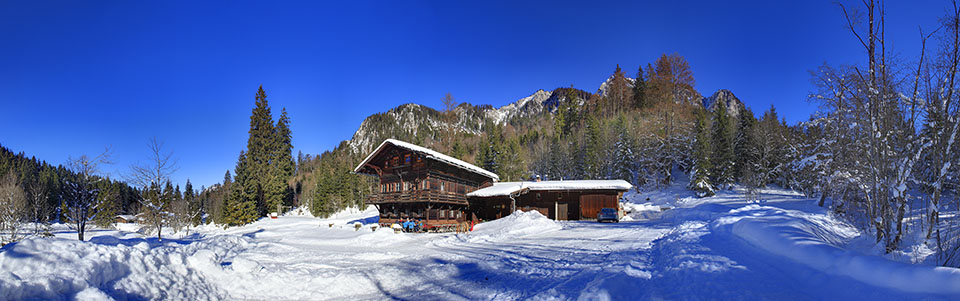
365 190 468 206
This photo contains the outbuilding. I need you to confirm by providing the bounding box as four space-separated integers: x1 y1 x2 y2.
466 180 631 221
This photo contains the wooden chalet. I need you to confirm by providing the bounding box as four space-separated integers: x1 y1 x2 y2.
466 180 632 221
354 139 499 231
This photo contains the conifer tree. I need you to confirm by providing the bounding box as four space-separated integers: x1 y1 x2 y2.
612 115 636 183
184 179 201 226
266 108 294 215
245 86 275 216
733 109 758 182
582 114 604 179
228 151 258 225
633 65 647 108
476 123 503 174
690 109 715 197
93 179 120 228
710 106 734 187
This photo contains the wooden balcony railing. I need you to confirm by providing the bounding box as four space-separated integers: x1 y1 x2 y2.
365 190 468 205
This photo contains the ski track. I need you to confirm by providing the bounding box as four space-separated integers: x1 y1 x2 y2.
1 188 959 300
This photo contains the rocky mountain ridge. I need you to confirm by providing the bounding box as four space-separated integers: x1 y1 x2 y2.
346 76 746 154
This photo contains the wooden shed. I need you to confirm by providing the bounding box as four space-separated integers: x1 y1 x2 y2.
466 180 631 221
354 139 499 231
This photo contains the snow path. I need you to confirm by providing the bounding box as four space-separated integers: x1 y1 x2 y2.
2 189 960 299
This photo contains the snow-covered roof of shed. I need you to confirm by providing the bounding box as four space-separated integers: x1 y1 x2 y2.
354 139 500 182
466 180 632 198
115 215 136 220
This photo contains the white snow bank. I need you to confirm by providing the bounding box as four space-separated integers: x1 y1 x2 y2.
716 205 960 294
465 210 562 242
467 180 632 197
0 236 226 299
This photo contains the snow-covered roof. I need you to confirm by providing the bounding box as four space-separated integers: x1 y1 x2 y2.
354 139 500 182
115 215 136 220
467 180 632 198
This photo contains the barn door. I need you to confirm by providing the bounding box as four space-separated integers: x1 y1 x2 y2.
557 202 568 221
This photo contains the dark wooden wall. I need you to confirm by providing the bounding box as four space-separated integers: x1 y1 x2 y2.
470 190 622 221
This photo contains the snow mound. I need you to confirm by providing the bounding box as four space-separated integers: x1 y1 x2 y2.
715 205 960 294
0 236 225 300
466 210 562 242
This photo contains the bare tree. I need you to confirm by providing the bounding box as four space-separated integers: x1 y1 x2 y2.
441 92 458 120
26 179 49 234
0 172 27 246
64 148 112 241
129 138 178 241
915 1 960 265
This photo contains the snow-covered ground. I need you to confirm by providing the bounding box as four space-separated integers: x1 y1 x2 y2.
2 187 960 300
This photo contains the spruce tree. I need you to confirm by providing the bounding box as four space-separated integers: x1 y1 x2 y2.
266 108 294 215
228 151 258 225
612 115 636 183
246 86 275 217
633 65 647 108
476 123 503 174
733 109 758 182
582 114 604 179
184 179 201 226
690 109 715 197
710 106 735 187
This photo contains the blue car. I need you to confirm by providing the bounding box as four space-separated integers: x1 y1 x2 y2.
597 208 619 223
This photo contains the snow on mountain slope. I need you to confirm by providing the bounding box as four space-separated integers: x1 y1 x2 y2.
3 187 959 300
484 89 553 125
704 89 746 118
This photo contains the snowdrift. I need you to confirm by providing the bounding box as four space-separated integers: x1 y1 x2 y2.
465 210 562 242
716 205 960 294
0 235 229 299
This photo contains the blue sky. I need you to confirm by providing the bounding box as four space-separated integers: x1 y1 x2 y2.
0 0 945 188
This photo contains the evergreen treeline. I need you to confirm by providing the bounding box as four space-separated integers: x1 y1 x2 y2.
0 144 140 231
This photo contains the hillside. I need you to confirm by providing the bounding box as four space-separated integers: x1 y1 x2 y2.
293 60 749 217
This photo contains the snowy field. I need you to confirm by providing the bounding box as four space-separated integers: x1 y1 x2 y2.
2 187 960 300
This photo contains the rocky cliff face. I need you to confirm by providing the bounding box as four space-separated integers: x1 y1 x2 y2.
704 89 746 118
346 87 588 154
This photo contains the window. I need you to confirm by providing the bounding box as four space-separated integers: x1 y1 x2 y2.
439 209 445 218
440 181 445 192
404 154 411 165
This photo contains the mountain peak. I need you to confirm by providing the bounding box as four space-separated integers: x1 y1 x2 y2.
704 89 746 118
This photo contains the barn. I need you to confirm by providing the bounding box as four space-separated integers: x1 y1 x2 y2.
354 139 499 231
466 180 632 221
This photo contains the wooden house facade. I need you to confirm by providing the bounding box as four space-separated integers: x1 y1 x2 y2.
466 180 632 221
354 139 499 231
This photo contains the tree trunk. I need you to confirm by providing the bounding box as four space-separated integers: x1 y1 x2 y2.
887 198 907 252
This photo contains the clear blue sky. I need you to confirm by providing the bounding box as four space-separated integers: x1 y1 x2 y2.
0 0 945 189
